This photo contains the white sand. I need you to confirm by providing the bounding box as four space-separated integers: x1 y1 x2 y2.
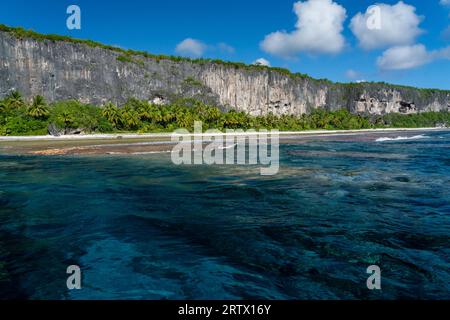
0 127 447 142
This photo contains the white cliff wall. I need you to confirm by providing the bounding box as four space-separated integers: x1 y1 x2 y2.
1 31 449 115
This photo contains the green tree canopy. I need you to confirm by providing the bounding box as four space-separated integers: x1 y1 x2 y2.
27 95 49 119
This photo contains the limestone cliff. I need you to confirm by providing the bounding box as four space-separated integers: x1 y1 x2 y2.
0 29 449 116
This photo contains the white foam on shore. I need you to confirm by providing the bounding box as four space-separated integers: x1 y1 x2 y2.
375 134 428 142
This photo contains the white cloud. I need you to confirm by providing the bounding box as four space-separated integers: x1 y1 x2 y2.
260 0 347 58
350 1 423 50
253 58 271 67
434 46 450 59
377 44 431 70
217 42 235 54
175 39 235 57
175 38 207 57
345 69 361 79
377 44 450 70
345 70 366 82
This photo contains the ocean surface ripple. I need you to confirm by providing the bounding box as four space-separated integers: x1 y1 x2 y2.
0 131 449 299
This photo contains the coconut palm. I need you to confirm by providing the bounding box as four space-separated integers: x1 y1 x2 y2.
222 110 248 129
27 95 49 119
149 108 163 123
102 102 122 128
205 106 221 124
6 90 25 109
121 106 141 130
161 109 175 126
136 103 151 121
0 101 7 113
58 111 75 128
176 112 195 129
136 103 162 123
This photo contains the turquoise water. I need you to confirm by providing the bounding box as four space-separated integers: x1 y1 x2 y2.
0 131 449 299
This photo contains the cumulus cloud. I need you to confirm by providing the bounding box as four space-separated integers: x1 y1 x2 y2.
217 42 235 54
345 70 366 82
175 38 207 57
253 58 271 67
377 44 431 70
434 46 450 60
175 39 235 57
260 0 347 58
377 44 450 70
350 1 423 50
345 69 361 79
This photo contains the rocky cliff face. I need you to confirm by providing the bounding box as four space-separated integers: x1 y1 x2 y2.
1 30 449 115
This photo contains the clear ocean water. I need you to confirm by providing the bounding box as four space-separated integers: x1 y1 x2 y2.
0 131 449 299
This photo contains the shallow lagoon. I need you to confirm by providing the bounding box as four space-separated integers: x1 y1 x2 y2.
0 131 449 299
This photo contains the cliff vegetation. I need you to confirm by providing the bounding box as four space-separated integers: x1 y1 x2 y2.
1 91 449 136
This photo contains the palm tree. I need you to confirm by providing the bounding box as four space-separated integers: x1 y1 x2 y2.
121 106 141 130
192 103 208 120
102 102 122 128
205 106 221 124
149 108 163 124
58 111 75 128
6 90 25 109
136 103 151 121
222 111 241 129
27 95 49 119
161 109 175 127
176 112 195 129
136 103 162 123
0 101 7 113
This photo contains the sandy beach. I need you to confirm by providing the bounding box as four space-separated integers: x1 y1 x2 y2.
0 127 445 141
0 127 447 156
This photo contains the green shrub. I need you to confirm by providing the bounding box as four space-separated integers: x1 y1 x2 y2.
117 54 144 66
50 100 114 133
3 116 47 135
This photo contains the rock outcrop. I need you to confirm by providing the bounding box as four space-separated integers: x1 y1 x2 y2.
1 30 449 116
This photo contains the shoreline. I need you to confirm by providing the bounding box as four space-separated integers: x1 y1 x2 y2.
0 127 447 142
0 127 447 156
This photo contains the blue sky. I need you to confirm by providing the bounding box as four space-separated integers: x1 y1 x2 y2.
1 0 449 89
